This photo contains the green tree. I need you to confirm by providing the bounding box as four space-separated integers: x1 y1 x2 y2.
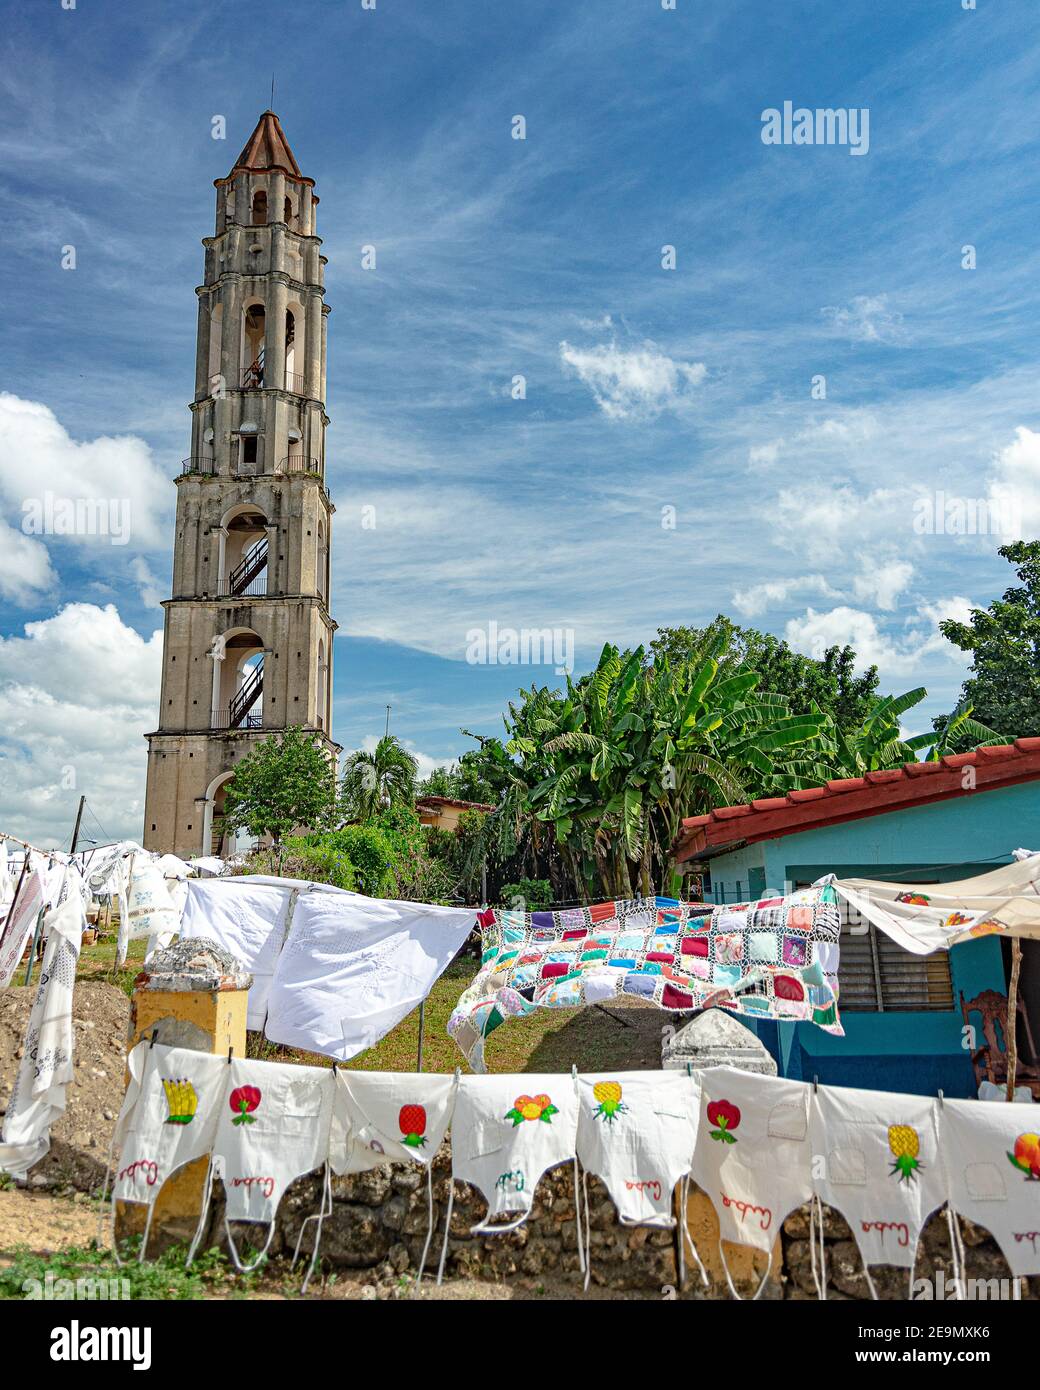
340 735 418 820
221 726 337 855
938 541 1040 740
416 752 499 805
650 618 879 733
468 638 828 900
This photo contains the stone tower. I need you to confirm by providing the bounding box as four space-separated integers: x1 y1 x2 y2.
143 112 339 858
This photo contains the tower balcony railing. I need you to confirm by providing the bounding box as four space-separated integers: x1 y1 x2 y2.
212 710 264 730
177 456 326 488
241 352 265 390
278 455 322 475
239 364 313 398
181 456 216 476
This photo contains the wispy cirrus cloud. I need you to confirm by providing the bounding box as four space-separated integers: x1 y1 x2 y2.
821 294 907 344
559 339 706 421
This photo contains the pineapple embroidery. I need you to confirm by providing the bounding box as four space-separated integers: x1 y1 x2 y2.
162 1077 197 1126
592 1081 628 1125
505 1094 558 1126
399 1104 428 1149
888 1124 923 1185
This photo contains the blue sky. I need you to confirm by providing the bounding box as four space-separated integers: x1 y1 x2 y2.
2 0 1040 847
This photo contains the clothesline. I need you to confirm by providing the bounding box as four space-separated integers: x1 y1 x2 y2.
108 1040 1040 1296
0 829 57 859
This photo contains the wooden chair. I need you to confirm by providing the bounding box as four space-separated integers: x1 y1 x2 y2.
960 988 1040 1100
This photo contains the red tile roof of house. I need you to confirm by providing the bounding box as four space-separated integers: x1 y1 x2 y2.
672 737 1040 863
416 795 495 813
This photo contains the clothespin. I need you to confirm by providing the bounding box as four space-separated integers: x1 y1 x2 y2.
454 1066 461 1082
937 1089 944 1109
227 1045 233 1064
571 1063 577 1079
149 1027 158 1050
813 1074 819 1094
331 1060 338 1075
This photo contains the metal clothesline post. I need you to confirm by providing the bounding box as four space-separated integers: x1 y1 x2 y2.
23 905 47 988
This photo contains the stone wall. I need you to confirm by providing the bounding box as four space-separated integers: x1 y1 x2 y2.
192 1144 1040 1299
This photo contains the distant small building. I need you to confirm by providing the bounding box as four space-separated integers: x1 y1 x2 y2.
415 796 493 833
672 739 1040 1097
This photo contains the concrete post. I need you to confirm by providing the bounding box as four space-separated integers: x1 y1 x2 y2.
116 940 252 1251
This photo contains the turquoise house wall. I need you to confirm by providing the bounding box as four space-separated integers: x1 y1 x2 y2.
702 780 1040 1097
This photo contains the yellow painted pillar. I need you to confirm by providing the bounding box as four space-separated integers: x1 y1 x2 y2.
116 940 251 1251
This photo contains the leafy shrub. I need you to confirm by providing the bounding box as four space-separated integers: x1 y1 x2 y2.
498 878 553 911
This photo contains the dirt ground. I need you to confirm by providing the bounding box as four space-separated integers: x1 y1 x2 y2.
0 1187 102 1253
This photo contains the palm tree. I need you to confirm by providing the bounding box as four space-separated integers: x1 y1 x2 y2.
340 735 418 821
521 641 826 899
919 702 1005 761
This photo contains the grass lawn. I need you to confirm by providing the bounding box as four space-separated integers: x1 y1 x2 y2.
76 931 146 997
348 958 665 1075
77 932 664 1076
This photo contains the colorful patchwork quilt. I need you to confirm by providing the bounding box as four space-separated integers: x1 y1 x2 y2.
448 888 844 1071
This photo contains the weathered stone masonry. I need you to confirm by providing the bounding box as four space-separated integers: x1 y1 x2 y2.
143 112 339 858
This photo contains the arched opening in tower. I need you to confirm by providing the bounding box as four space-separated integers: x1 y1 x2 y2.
207 771 257 858
285 307 299 392
242 302 266 387
251 189 268 226
213 630 265 730
317 519 328 602
317 637 327 732
222 508 268 596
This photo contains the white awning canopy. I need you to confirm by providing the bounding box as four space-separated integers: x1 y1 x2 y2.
825 851 1040 955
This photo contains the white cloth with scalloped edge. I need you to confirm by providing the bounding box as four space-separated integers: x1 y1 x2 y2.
452 1073 579 1225
331 1070 458 1174
941 1096 1040 1277
577 1069 699 1226
810 1083 944 1270
111 1042 228 1208
691 1066 814 1253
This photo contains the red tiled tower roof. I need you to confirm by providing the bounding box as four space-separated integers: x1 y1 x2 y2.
219 111 312 186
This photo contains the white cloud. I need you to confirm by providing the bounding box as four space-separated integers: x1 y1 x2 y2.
852 559 915 610
770 483 915 557
821 294 906 344
785 601 971 677
559 339 706 420
916 595 974 630
0 393 171 552
800 412 878 445
0 518 56 602
732 573 840 618
748 439 782 467
0 604 163 847
130 556 164 609
987 424 1040 536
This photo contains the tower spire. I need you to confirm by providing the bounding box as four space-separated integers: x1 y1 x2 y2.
226 109 305 181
